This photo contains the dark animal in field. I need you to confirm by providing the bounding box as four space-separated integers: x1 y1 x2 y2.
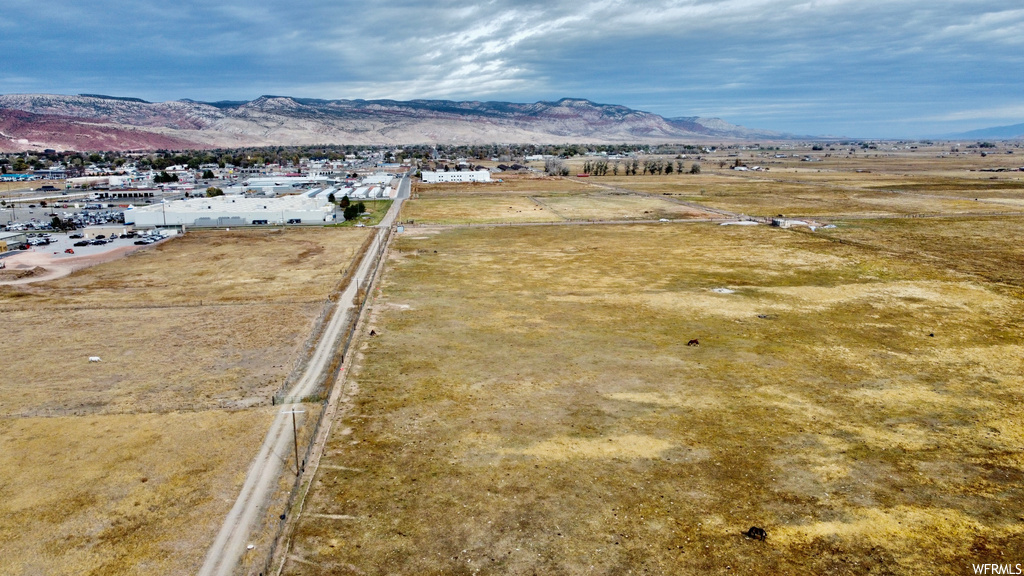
370 330 377 336
687 339 700 347
745 526 767 541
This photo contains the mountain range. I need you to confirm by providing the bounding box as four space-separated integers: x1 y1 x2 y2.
947 122 1024 140
0 93 786 152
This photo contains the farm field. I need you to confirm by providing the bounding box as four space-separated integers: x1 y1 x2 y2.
401 192 718 224
594 174 1024 218
412 172 598 197
401 195 564 224
537 193 716 221
818 216 1024 288
283 222 1024 575
0 227 370 574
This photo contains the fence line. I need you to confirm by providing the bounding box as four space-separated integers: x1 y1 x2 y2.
256 225 394 576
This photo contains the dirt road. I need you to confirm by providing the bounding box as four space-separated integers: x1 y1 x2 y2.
198 176 408 576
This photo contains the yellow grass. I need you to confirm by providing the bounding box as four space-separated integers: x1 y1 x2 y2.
0 409 274 576
401 195 563 224
413 173 598 197
284 223 1024 575
537 193 717 221
0 226 372 574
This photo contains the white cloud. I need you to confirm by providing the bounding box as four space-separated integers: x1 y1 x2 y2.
3 0 1023 136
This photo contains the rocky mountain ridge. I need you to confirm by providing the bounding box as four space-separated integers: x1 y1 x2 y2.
0 93 786 151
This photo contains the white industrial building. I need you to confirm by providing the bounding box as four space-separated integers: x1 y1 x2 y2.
421 170 492 183
124 195 337 227
362 173 395 185
241 176 332 195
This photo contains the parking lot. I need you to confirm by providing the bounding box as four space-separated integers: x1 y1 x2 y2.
11 230 167 259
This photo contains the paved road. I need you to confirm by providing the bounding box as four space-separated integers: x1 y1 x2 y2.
198 174 408 576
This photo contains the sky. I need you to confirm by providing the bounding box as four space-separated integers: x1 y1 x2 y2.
2 0 1023 138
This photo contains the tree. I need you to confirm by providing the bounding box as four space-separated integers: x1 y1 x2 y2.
665 162 673 175
51 216 63 230
202 169 215 179
689 163 702 174
356 201 366 214
327 193 336 204
340 195 350 208
205 187 224 197
544 158 569 176
343 205 358 221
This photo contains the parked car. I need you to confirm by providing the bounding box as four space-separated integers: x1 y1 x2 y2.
64 248 74 254
69 234 83 239
73 241 89 247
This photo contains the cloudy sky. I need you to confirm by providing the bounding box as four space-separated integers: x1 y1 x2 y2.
2 0 1022 137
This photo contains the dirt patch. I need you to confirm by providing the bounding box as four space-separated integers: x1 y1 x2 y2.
0 265 46 280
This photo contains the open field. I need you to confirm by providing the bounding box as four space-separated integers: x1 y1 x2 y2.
538 193 716 221
413 173 598 197
401 195 564 224
589 174 1024 218
818 216 1024 289
0 228 371 415
284 223 1024 575
0 227 370 574
400 192 716 224
0 410 273 576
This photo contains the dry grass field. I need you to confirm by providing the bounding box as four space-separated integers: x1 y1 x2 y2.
413 172 598 197
0 228 370 415
0 410 273 576
818 216 1024 288
537 193 715 221
401 192 716 224
0 227 370 574
595 174 1024 218
401 195 564 224
284 223 1024 575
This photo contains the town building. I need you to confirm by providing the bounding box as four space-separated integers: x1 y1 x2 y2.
420 170 492 183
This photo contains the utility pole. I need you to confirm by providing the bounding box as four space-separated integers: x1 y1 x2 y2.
282 409 306 476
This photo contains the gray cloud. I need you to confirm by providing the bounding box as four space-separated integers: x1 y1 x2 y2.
2 0 1022 136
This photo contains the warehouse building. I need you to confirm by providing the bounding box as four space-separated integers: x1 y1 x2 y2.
124 195 337 227
0 231 28 251
420 170 492 183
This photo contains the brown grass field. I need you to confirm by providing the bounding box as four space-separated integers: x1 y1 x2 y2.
401 192 716 224
593 174 1024 218
413 172 599 197
0 227 370 574
401 195 565 224
0 228 370 415
283 222 1024 575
